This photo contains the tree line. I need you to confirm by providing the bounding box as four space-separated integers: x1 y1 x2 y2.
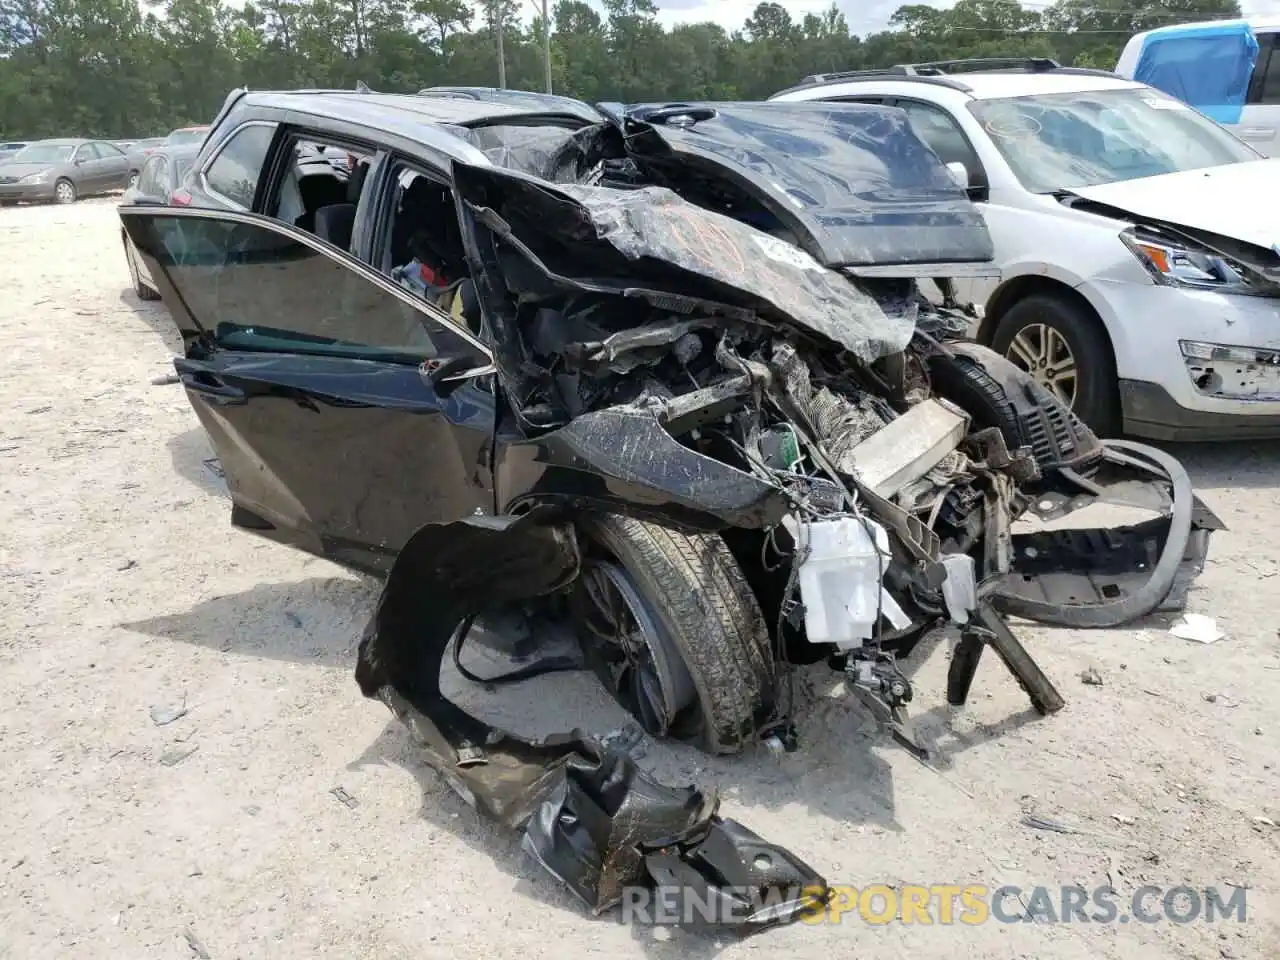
0 0 1242 139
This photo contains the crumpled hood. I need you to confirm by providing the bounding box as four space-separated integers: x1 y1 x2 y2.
618 101 995 272
450 160 915 363
1066 159 1280 252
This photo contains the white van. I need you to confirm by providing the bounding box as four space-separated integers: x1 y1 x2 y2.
1117 16 1280 155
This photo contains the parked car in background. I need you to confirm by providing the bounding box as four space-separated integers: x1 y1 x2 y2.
113 140 136 152
771 58 1280 440
0 138 132 204
119 144 199 300
1116 16 1280 157
418 85 605 121
0 141 30 162
124 137 166 183
164 126 210 146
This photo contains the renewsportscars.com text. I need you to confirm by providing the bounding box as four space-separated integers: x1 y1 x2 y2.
619 883 1249 926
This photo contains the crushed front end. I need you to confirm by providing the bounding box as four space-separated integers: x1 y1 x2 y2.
355 103 1222 935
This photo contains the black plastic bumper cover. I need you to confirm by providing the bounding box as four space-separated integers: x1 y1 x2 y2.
355 509 830 930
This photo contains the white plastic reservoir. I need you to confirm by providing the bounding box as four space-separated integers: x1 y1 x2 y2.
784 515 903 648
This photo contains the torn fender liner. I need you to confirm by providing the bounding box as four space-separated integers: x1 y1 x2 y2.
356 510 830 929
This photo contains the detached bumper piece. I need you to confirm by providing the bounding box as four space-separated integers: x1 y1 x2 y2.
355 511 829 932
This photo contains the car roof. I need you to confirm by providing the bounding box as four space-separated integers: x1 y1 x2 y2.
29 137 89 145
946 72 1143 99
151 144 200 158
242 89 572 129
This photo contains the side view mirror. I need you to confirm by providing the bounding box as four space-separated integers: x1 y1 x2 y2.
946 161 970 189
74 157 85 165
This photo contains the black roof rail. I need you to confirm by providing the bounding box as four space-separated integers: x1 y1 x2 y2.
905 57 1063 74
776 56 1125 99
778 69 971 96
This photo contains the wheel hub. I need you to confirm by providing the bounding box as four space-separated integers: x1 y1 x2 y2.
1004 322 1079 408
577 561 697 737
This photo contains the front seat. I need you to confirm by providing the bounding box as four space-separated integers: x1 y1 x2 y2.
314 203 357 251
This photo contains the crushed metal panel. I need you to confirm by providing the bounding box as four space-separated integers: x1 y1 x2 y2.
618 101 996 269
449 160 915 363
354 510 830 930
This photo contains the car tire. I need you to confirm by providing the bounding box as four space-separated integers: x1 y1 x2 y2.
572 513 775 755
128 169 139 188
124 235 160 301
990 293 1117 435
53 178 77 204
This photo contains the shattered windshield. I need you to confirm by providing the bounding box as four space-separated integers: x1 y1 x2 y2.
969 88 1259 193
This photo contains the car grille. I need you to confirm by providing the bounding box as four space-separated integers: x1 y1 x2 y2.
0 176 18 184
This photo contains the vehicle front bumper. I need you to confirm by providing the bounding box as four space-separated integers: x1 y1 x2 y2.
0 180 57 201
1089 280 1280 441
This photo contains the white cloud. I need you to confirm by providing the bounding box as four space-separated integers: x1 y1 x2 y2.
650 0 933 34
650 0 1280 37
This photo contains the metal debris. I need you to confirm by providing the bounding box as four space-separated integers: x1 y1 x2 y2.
1021 814 1077 835
1080 667 1103 686
330 786 359 809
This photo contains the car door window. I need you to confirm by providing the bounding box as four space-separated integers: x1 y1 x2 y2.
96 142 126 163
203 123 277 210
140 156 167 195
140 213 486 366
75 143 99 162
894 100 982 172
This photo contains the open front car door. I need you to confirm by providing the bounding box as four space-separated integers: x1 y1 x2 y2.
119 206 497 573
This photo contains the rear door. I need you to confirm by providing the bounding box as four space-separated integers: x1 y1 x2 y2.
1241 31 1280 156
94 140 132 188
119 206 498 573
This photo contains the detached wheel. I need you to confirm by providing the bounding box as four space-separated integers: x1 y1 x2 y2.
53 178 77 204
571 514 775 755
990 293 1117 434
123 234 160 300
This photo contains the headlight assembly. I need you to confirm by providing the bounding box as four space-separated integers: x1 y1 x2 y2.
1120 229 1256 295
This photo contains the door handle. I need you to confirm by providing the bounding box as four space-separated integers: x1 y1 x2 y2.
179 371 247 405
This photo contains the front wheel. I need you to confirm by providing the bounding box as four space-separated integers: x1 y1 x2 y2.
990 293 1118 435
53 178 77 204
570 514 775 755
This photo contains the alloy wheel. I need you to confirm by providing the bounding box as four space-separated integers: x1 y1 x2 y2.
54 180 75 204
576 560 697 738
1004 322 1079 408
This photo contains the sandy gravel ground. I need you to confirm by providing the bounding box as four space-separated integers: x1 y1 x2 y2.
1 199 1279 960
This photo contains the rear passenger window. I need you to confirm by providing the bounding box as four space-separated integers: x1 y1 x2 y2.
1250 34 1280 104
204 123 276 209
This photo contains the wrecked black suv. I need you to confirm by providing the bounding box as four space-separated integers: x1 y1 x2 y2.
120 90 1221 933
